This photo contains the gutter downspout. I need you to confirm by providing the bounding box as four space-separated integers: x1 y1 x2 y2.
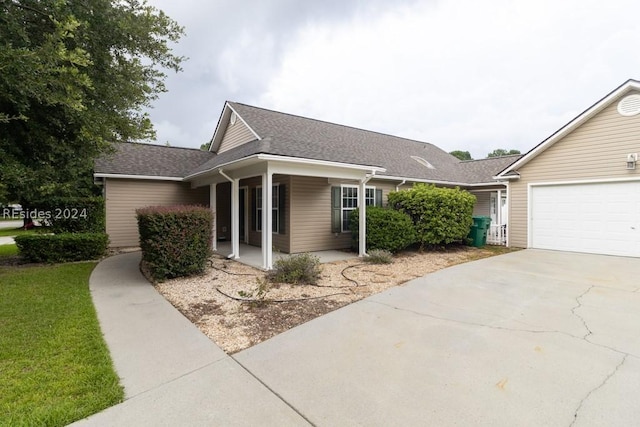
395 179 406 192
218 169 238 259
358 171 376 257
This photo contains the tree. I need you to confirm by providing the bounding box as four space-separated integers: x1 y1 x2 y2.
487 148 521 158
449 150 473 161
200 141 212 151
0 0 185 216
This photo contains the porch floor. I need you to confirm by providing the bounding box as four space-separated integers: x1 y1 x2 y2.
214 242 358 270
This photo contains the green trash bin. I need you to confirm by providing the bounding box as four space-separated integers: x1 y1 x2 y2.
467 224 480 247
469 216 492 247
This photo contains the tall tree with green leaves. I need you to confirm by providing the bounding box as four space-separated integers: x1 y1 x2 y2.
487 148 521 158
0 0 184 210
449 150 473 161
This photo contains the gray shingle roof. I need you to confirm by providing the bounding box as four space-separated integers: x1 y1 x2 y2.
197 102 465 182
94 142 214 177
94 104 521 185
456 154 523 184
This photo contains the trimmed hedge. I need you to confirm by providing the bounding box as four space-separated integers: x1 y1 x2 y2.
388 184 476 247
137 205 212 281
15 233 108 263
350 206 416 253
33 196 106 233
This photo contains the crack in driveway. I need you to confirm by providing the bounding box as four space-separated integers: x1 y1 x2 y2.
369 286 639 426
571 285 595 339
570 354 628 427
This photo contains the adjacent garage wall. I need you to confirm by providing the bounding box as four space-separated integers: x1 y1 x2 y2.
104 178 210 247
509 91 640 248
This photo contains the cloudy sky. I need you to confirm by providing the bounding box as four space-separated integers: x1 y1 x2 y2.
145 0 640 159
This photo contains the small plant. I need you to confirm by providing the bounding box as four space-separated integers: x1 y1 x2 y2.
364 249 393 264
238 277 271 307
267 253 321 285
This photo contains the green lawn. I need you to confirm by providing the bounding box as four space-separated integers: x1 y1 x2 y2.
0 244 18 257
0 263 123 426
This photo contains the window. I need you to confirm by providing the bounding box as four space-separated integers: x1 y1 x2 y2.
256 184 280 233
341 186 377 232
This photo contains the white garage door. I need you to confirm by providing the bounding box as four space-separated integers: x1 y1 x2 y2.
531 181 640 257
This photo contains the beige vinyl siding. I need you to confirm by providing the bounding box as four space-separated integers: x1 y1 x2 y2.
290 176 347 252
218 120 256 154
288 177 397 253
105 179 209 247
509 91 640 248
369 179 400 206
242 175 291 253
471 192 491 216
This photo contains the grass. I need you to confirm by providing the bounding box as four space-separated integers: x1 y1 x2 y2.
0 244 18 257
0 262 123 426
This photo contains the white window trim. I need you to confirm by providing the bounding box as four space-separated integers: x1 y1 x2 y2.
256 183 280 234
340 185 376 233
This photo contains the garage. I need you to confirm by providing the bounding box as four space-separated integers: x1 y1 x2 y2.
530 181 640 257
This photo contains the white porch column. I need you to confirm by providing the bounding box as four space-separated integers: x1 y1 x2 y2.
358 178 367 257
210 183 217 251
496 189 502 226
230 178 240 259
505 182 510 247
262 171 273 269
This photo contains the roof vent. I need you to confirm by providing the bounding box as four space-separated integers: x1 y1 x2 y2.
230 112 237 125
411 156 435 169
617 94 640 116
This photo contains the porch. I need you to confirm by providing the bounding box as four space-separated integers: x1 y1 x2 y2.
487 224 507 245
471 187 508 246
214 242 357 270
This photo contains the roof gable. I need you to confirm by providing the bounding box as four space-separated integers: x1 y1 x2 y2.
497 79 640 177
209 102 261 153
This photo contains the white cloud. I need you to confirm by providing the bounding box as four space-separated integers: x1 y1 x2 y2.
259 0 640 158
145 0 640 159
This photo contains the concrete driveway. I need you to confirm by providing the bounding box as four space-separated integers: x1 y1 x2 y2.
236 249 640 426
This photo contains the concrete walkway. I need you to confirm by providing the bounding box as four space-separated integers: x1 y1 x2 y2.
74 249 640 426
72 252 308 426
0 236 14 245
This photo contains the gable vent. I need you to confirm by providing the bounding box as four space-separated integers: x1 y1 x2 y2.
411 156 435 169
617 94 640 116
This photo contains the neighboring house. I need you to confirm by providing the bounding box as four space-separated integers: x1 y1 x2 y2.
496 79 640 258
95 102 518 269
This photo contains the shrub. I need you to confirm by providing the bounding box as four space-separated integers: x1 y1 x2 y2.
136 205 212 281
267 253 321 285
388 184 476 248
364 249 393 264
33 197 106 233
349 206 416 253
15 233 108 263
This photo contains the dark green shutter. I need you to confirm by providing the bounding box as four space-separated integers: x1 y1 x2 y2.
251 188 256 231
331 186 341 233
278 184 286 234
375 189 383 207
